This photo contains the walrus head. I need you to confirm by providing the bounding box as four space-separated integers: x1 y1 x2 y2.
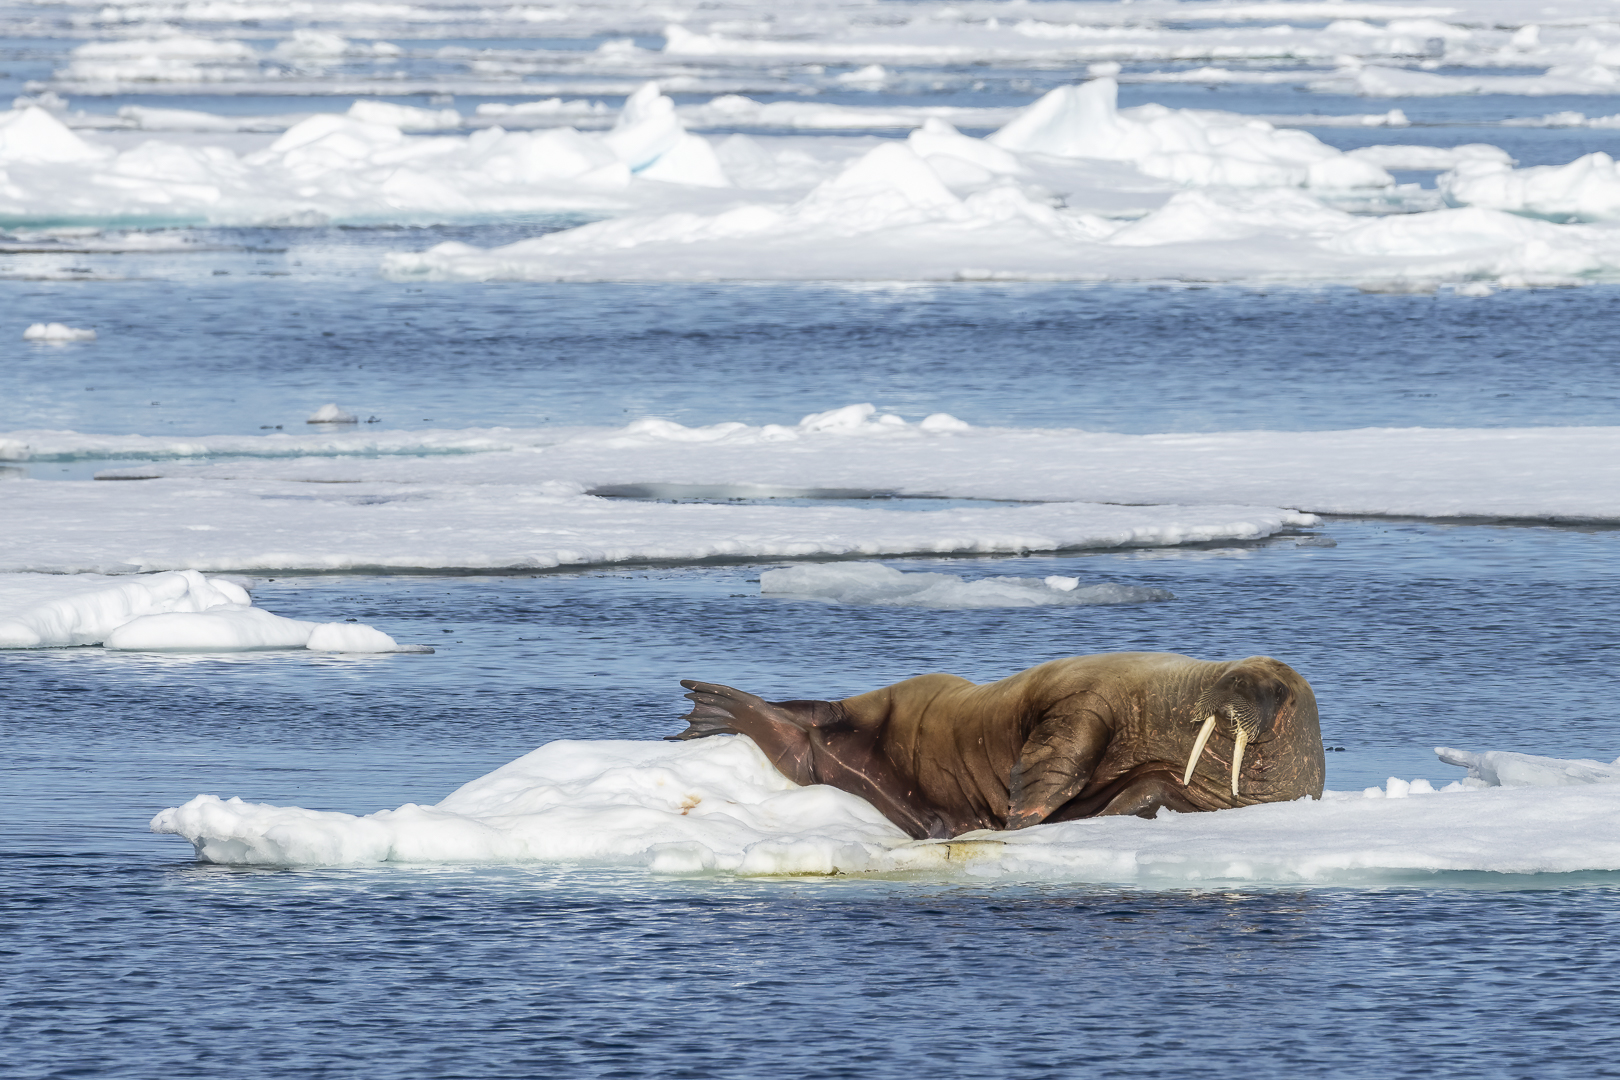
1182 660 1298 797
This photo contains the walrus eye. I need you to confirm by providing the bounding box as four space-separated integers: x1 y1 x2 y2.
1182 715 1217 786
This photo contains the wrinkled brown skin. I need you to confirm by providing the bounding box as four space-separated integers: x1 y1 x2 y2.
668 652 1324 840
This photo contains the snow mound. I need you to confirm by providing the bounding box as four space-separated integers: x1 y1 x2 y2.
1441 153 1620 220
150 737 1620 881
23 322 96 343
0 108 109 165
988 78 1393 190
760 561 1172 608
0 569 409 652
0 82 725 227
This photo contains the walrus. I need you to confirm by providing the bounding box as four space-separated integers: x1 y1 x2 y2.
669 652 1323 839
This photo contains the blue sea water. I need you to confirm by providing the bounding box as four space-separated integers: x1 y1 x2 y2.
7 9 1620 1077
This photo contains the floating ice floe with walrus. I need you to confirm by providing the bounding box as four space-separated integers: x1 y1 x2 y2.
672 651 1323 839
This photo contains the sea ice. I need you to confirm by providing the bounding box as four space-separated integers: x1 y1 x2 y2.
5 408 1620 575
306 403 358 424
760 561 1173 608
0 84 729 225
0 474 1306 575
1441 153 1620 220
986 79 1393 190
149 734 1620 881
22 323 96 343
0 569 407 652
1435 746 1620 787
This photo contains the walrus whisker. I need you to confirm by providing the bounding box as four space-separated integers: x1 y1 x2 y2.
1231 728 1250 797
1182 715 1216 786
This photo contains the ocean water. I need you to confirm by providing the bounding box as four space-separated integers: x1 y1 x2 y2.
9 522 1620 1078
8 5 1620 1076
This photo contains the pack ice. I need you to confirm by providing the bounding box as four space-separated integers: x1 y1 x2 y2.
9 72 1620 283
150 735 1620 882
378 80 1620 286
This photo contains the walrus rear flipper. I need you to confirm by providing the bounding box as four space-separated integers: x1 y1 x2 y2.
669 680 824 786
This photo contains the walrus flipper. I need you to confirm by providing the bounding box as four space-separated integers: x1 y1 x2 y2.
669 680 823 786
1005 711 1110 829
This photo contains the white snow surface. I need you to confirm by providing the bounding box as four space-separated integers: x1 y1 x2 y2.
150 735 1620 881
0 569 406 651
761 562 1174 608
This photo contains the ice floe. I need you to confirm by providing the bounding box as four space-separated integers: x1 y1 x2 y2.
986 79 1393 190
0 474 1304 575
21 406 1613 520
1435 746 1620 787
22 322 96 343
0 85 732 224
5 407 1620 576
760 562 1173 608
306 403 358 424
6 68 1620 283
0 569 411 652
377 81 1620 286
149 735 1620 881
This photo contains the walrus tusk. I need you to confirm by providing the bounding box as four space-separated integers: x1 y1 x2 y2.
1231 729 1250 797
1182 716 1217 786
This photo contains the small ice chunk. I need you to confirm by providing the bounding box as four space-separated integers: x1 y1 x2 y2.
1436 746 1620 787
306 622 400 652
918 413 971 432
835 65 888 88
307 403 358 424
761 562 1172 609
23 322 96 343
347 100 461 131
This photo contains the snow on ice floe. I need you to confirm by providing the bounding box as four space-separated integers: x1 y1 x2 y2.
761 562 1173 609
149 736 1620 882
0 569 414 652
